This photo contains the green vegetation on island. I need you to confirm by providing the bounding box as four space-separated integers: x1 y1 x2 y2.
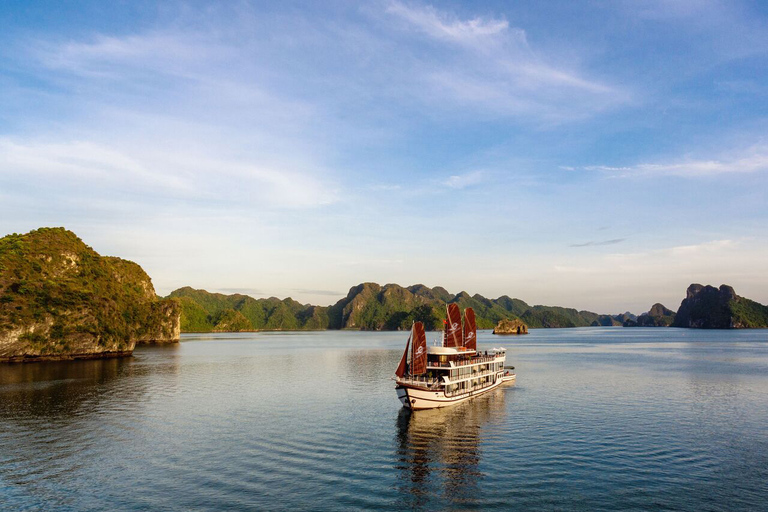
170 282 606 332
0 228 180 362
169 287 329 332
173 282 768 333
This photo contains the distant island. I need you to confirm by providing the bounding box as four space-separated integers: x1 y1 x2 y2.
0 228 180 362
623 303 676 327
169 283 613 333
493 318 529 335
626 284 768 329
172 282 768 333
672 284 768 328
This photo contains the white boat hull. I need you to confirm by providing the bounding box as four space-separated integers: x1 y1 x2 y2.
396 376 507 410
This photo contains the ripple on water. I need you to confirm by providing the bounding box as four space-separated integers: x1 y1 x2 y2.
2 330 768 511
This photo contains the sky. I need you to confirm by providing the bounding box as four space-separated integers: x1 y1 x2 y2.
1 0 767 313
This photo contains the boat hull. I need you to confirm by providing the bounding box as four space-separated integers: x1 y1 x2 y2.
396 377 506 410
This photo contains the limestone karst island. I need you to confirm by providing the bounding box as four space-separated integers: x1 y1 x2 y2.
3 227 768 363
0 228 180 362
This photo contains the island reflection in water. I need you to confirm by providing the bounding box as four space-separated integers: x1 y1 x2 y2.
0 356 134 421
0 344 181 422
395 387 509 508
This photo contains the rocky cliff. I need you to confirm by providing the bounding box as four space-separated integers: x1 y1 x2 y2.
671 284 768 329
492 318 529 335
0 228 180 362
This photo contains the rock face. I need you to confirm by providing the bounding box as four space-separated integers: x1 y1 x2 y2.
492 318 529 335
624 303 676 327
672 284 768 329
138 300 182 343
0 228 180 362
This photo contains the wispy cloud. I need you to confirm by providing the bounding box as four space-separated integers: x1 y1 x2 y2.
36 32 216 79
0 138 338 209
620 0 768 60
669 239 735 256
384 1 628 123
444 170 485 189
602 239 739 267
570 238 626 248
549 238 765 296
369 183 402 191
580 144 768 178
0 139 188 192
386 1 512 45
292 288 344 297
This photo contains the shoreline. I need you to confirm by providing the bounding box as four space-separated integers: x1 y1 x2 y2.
0 350 135 364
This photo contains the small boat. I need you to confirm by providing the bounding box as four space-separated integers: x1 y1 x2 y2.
394 305 515 410
502 365 517 384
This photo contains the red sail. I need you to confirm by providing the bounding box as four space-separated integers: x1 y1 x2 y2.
395 333 410 378
444 303 463 348
463 307 477 351
410 322 428 375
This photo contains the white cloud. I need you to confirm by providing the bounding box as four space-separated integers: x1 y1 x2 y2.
599 239 740 271
0 138 338 209
384 1 628 123
0 139 186 191
570 238 626 248
35 32 221 80
669 239 734 256
386 1 512 45
444 170 485 189
582 144 768 178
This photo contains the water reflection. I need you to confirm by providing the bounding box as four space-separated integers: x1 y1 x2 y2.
395 388 508 507
0 357 137 420
0 344 181 422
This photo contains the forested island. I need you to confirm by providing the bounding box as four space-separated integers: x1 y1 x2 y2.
168 283 617 332
171 282 768 333
0 228 180 362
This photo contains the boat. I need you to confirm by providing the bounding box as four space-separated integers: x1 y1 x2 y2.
394 305 515 410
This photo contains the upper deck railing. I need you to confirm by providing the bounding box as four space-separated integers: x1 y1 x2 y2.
427 353 503 369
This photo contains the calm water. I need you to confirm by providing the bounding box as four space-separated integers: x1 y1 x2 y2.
2 328 768 511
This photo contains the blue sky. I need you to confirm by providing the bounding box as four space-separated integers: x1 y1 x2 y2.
1 0 767 313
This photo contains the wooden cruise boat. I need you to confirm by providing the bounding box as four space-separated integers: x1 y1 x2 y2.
394 304 515 410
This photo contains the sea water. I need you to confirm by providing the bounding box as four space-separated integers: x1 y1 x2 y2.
1 328 767 511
